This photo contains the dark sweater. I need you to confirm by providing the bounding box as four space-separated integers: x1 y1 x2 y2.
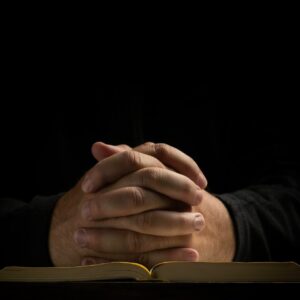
0 79 299 267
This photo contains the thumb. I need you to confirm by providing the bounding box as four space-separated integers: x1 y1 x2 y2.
91 142 131 162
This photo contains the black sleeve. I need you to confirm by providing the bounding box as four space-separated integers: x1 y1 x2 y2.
0 194 62 268
217 103 300 263
219 185 300 262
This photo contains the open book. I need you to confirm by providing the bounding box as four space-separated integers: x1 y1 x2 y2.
0 262 300 283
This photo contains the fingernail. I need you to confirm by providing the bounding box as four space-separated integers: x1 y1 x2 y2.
194 214 205 231
193 190 203 205
81 258 96 265
74 229 88 248
184 249 199 261
82 202 92 220
82 176 93 193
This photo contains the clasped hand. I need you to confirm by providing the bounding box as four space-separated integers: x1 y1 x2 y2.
49 142 235 267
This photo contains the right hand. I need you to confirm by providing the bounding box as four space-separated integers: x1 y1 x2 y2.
49 149 205 267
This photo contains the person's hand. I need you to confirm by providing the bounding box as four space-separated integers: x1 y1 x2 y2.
49 147 206 267
81 142 235 266
89 189 236 264
90 142 207 189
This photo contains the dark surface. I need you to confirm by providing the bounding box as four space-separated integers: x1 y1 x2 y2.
1 281 300 300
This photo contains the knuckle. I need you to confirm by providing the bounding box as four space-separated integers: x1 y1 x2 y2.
123 150 142 169
141 167 162 184
182 157 198 173
128 187 145 208
181 179 195 195
154 143 169 158
118 144 131 150
126 231 143 253
143 141 155 148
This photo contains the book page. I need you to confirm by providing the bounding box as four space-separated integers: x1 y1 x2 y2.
0 262 152 282
151 262 300 282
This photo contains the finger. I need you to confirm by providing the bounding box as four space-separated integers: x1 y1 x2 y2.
73 228 192 253
135 142 207 188
91 142 207 189
82 187 189 221
81 248 199 268
109 167 203 206
82 151 165 193
93 211 205 236
91 142 130 161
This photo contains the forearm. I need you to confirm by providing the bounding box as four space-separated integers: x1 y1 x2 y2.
219 184 300 262
0 194 61 268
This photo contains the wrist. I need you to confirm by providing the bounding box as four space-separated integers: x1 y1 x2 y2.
193 191 236 261
49 189 81 266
